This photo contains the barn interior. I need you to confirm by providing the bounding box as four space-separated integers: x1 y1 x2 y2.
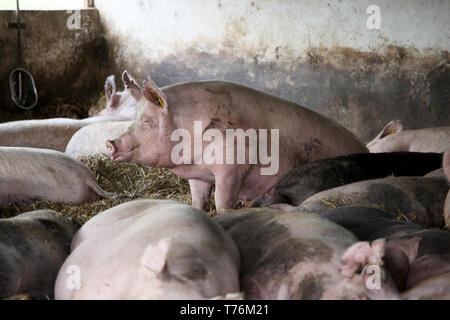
0 0 449 302
1 0 448 139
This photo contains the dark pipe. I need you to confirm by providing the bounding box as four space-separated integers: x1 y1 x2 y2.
9 0 38 110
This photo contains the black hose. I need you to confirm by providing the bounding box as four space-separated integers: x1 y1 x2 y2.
9 0 38 110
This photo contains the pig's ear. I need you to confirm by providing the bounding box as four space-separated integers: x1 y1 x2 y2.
443 151 450 181
140 237 172 274
378 120 405 139
142 76 168 113
105 75 116 102
340 239 385 278
122 71 143 101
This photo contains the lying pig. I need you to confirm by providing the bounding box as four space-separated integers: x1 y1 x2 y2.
367 120 450 153
319 206 450 292
401 271 450 300
107 71 368 212
251 152 443 208
214 209 400 300
65 121 132 159
88 75 136 119
0 147 112 206
55 200 241 300
0 210 77 299
297 176 448 228
424 168 445 178
0 115 128 152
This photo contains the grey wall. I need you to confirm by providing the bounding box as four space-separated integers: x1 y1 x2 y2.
0 9 112 118
95 0 450 141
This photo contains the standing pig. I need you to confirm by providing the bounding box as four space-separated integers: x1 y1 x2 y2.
65 121 132 159
367 120 450 153
55 200 241 300
0 210 77 299
107 71 368 212
319 206 450 293
297 176 448 228
214 209 400 300
251 152 443 208
0 147 111 206
0 115 129 152
88 75 136 119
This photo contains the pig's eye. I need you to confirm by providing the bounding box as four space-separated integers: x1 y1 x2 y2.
143 118 155 128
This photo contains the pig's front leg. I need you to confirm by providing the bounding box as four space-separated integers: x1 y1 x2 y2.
214 170 245 213
189 179 213 211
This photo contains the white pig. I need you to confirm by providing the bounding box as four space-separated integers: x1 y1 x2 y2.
0 147 111 206
65 121 132 159
88 75 136 119
367 120 450 153
55 199 241 300
0 115 129 152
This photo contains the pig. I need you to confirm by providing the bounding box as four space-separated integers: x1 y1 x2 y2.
107 71 368 212
88 75 136 119
401 271 450 300
214 209 400 300
0 115 129 152
319 206 450 292
65 121 132 159
367 120 450 153
54 199 241 300
250 152 443 208
0 147 112 206
424 168 445 178
297 176 448 228
0 210 77 299
444 151 450 226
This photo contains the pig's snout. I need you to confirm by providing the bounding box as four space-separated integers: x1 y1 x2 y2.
106 138 137 162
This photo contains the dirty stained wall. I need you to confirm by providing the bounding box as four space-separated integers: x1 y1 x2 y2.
0 9 111 118
95 0 450 141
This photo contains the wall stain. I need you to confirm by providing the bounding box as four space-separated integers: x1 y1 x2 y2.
108 45 449 141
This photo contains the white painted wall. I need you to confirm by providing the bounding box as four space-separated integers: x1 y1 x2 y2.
95 0 450 64
93 0 449 140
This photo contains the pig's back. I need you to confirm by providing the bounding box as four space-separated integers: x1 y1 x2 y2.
0 147 105 205
408 127 450 153
0 118 85 152
165 81 367 165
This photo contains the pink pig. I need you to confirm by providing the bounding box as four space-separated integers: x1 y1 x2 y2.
107 71 368 212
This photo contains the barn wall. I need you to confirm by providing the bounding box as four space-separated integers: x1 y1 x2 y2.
95 0 449 141
0 9 112 117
